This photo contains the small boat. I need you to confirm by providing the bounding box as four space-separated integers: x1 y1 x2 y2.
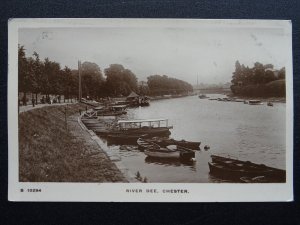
137 137 158 150
107 133 148 141
267 102 274 107
137 137 200 150
248 100 263 105
234 99 244 102
221 97 231 101
204 145 210 150
107 134 148 145
95 105 127 116
209 155 286 182
144 145 180 159
240 176 269 183
97 111 126 116
97 118 173 137
144 156 195 166
198 94 208 99
144 145 195 160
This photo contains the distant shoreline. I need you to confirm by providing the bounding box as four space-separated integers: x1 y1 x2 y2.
226 94 286 103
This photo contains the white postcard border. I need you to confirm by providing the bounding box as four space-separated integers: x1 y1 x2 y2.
8 19 293 202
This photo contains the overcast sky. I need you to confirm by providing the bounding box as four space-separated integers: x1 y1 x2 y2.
19 22 290 85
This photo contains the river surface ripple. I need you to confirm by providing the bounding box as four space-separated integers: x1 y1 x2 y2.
101 94 286 183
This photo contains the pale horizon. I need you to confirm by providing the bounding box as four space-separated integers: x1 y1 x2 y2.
19 23 289 85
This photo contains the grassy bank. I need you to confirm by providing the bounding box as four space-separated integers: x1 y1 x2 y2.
19 103 126 182
231 79 286 98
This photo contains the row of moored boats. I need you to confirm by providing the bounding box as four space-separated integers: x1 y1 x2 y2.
199 94 274 106
81 101 285 183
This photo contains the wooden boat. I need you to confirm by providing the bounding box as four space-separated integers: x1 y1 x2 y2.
117 118 172 136
128 97 150 107
82 111 98 119
137 137 200 150
209 155 285 182
97 118 172 137
240 176 269 183
144 156 195 166
248 100 263 105
97 111 126 116
267 102 274 106
107 133 148 141
234 99 244 102
198 94 208 99
107 134 148 145
113 100 128 106
95 105 127 116
144 147 180 159
137 137 158 150
144 145 195 160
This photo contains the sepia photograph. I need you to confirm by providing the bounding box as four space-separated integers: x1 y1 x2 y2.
8 19 293 202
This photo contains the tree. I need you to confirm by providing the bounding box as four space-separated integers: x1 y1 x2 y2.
231 60 242 85
243 66 253 85
43 58 61 95
104 64 138 96
230 60 285 97
253 62 265 84
81 62 104 99
138 82 149 95
264 70 276 83
32 52 43 104
18 45 30 105
278 67 285 79
61 66 73 102
263 64 274 70
70 69 79 100
147 74 193 96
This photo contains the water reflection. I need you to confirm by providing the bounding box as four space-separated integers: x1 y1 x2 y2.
96 94 285 183
208 173 240 183
145 156 197 169
106 138 139 146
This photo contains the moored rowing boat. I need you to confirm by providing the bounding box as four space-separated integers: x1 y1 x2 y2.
144 144 195 160
209 155 285 182
137 137 200 150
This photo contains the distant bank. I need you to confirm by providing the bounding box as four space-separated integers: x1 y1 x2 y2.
230 79 286 98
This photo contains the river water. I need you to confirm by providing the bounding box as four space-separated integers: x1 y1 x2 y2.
101 94 286 183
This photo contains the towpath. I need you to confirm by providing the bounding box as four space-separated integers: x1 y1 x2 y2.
67 110 128 182
19 102 77 113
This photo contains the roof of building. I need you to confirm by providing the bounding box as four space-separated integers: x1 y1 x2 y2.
127 91 139 98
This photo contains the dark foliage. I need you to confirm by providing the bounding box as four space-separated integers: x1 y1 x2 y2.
230 60 286 97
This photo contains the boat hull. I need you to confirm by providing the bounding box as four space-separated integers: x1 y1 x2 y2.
248 100 263 105
144 145 195 160
142 137 200 150
144 149 180 159
98 127 171 137
209 155 286 182
107 134 148 145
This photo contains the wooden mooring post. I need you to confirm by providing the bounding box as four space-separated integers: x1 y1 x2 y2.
64 106 68 131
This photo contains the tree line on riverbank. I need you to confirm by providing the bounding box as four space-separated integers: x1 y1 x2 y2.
230 60 286 97
18 45 193 105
